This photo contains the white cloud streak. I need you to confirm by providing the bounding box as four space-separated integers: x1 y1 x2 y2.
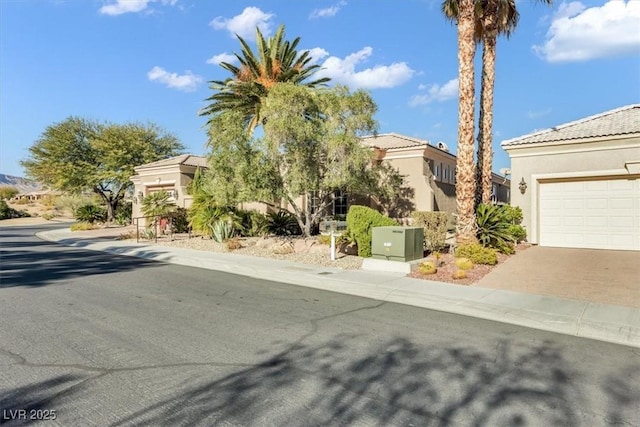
147 66 202 91
99 0 177 16
533 0 640 62
409 79 459 106
310 1 346 19
206 53 237 65
312 47 414 89
210 7 274 40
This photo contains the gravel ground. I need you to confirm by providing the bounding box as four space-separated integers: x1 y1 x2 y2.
150 236 364 270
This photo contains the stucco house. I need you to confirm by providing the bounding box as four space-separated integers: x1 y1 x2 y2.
502 104 640 251
130 133 511 224
130 154 207 224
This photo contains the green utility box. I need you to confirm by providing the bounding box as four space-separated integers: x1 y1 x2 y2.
371 226 424 262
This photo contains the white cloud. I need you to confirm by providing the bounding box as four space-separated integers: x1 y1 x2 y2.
313 47 414 89
533 0 640 62
310 1 346 19
306 47 330 64
409 78 459 106
527 107 552 119
99 0 177 16
206 53 237 65
210 7 274 40
147 66 202 91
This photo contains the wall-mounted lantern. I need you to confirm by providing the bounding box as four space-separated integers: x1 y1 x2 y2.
519 177 527 195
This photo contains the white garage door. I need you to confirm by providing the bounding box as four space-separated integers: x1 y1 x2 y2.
539 178 640 250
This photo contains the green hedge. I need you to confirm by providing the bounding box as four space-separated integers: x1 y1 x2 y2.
346 205 399 257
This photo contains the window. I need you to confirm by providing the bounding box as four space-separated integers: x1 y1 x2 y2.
309 191 321 215
434 164 439 179
333 190 348 217
443 166 448 181
492 184 498 203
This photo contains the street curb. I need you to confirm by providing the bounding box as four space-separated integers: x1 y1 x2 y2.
37 229 640 348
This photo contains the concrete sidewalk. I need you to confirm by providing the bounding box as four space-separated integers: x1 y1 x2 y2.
38 228 640 348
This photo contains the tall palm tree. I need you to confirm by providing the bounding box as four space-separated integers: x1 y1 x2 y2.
444 0 551 206
200 24 330 135
443 0 478 243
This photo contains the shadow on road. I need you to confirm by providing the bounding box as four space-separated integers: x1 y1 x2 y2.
0 241 162 289
3 336 637 426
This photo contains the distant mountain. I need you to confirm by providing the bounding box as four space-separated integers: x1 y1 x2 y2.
0 174 42 194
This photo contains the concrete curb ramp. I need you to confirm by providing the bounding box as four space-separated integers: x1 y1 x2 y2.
37 229 640 348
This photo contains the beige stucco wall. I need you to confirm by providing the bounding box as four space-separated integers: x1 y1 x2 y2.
383 155 434 213
505 136 640 244
131 165 199 227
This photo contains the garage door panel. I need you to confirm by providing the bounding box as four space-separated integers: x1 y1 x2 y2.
539 178 639 251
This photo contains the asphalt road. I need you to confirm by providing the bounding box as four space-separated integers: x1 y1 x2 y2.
1 224 639 427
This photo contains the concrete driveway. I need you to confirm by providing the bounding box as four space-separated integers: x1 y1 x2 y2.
475 246 640 308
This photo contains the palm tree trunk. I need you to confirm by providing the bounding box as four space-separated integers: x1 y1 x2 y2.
477 11 498 206
455 0 477 244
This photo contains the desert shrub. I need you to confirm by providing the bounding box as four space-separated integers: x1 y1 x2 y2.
74 204 106 224
189 204 241 238
236 209 268 237
114 201 132 226
455 243 498 265
346 205 399 258
0 186 19 200
140 228 156 240
317 234 332 245
452 269 468 280
411 211 449 253
169 207 190 233
55 194 95 215
211 219 235 242
266 211 301 236
14 198 29 205
0 200 30 220
41 194 57 208
117 230 137 240
454 257 474 270
42 212 58 220
70 222 98 231
507 224 527 243
502 205 523 225
418 261 437 275
226 237 242 251
476 203 515 254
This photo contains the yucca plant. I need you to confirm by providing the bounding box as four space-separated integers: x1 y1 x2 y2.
476 203 515 254
211 219 235 243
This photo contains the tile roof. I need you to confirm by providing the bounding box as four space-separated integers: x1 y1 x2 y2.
135 154 207 170
502 104 640 147
360 133 430 150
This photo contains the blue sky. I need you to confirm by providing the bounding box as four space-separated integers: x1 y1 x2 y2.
1 0 639 178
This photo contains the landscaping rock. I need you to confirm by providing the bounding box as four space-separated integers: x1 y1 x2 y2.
255 237 276 249
271 241 294 255
293 238 318 254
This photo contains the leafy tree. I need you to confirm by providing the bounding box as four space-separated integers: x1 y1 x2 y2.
0 186 19 200
21 117 183 221
200 24 330 135
203 84 399 237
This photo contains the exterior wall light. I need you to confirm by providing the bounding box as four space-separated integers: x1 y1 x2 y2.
519 177 527 195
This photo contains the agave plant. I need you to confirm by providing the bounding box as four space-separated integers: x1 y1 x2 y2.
210 219 235 243
475 203 515 254
266 210 301 236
